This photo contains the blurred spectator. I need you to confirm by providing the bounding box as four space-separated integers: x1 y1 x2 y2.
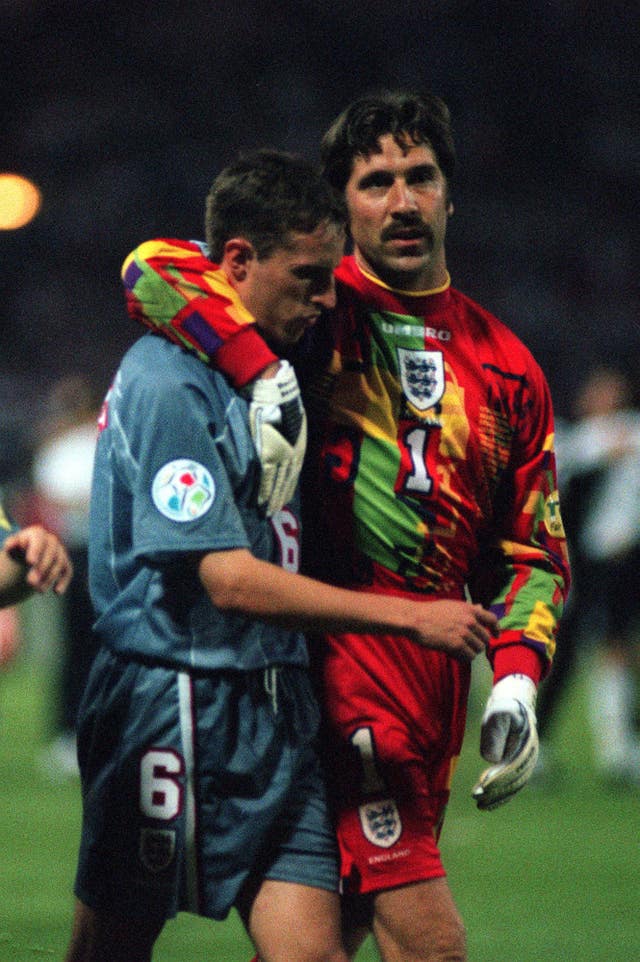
537 366 640 786
30 375 99 778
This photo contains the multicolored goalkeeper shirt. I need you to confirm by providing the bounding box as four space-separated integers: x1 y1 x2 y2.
122 241 569 681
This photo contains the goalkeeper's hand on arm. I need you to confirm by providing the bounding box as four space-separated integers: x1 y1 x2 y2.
472 673 539 811
246 360 307 516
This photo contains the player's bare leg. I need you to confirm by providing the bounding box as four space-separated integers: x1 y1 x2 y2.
64 898 164 962
370 878 466 962
241 879 349 962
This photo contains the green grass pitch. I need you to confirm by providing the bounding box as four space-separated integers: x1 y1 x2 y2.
1 600 639 960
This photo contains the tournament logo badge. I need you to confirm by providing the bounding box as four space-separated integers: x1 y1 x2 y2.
359 798 402 848
152 459 215 522
139 828 176 873
397 349 445 412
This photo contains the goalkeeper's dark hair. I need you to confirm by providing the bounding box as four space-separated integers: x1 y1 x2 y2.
205 149 347 262
320 89 456 195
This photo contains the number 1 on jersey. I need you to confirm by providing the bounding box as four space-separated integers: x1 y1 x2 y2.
403 426 434 495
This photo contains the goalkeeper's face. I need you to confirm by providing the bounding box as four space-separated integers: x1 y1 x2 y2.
241 221 344 346
344 134 452 293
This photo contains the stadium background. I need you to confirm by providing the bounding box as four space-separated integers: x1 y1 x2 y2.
1 0 639 479
1 2 639 959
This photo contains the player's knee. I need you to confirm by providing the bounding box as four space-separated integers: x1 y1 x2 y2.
429 910 466 961
372 879 467 961
405 914 466 962
64 900 96 962
64 899 159 962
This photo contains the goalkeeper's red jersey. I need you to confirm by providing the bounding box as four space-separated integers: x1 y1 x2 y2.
122 241 570 681
301 256 569 680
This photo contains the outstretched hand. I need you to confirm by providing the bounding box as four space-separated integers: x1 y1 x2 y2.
3 525 74 596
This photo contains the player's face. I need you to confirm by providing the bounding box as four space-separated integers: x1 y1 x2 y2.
246 221 344 346
344 134 452 292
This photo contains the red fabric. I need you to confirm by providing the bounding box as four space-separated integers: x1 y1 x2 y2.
492 644 544 684
215 326 278 388
319 620 470 893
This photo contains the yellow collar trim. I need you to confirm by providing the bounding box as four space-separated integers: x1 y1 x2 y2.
356 260 451 297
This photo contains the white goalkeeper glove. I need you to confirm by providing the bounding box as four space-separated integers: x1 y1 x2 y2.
246 360 307 516
472 673 539 811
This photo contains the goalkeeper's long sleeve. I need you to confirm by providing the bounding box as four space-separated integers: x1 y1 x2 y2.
122 238 278 388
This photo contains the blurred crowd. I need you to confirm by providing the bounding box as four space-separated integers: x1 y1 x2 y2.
1 375 99 776
1 1 639 417
537 364 640 787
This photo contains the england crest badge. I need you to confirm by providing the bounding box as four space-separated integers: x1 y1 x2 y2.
359 798 402 848
397 348 445 412
139 828 176 873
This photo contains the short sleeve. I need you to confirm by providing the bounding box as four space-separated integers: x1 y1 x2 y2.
107 343 254 564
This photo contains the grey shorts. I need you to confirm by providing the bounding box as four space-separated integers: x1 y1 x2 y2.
73 648 338 921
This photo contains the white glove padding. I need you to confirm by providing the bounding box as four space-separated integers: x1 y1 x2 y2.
247 361 307 516
472 673 539 811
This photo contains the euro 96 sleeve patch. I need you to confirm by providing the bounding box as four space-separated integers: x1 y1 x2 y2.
151 459 215 522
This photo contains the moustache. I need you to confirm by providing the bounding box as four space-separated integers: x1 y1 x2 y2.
381 221 433 243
